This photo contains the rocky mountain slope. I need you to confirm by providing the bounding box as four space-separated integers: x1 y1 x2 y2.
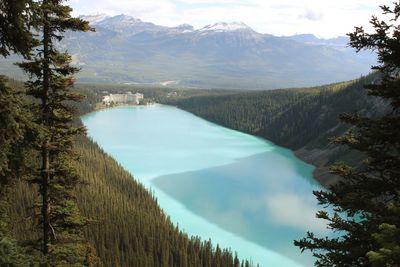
57 14 376 89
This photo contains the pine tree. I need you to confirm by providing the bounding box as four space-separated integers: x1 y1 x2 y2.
18 0 97 265
294 2 400 266
0 0 38 58
0 76 31 189
0 1 39 265
0 0 37 191
0 78 33 264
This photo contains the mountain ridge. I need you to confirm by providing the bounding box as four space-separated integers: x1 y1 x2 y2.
64 14 376 89
79 14 347 39
0 14 376 89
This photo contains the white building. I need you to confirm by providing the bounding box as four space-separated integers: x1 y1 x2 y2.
103 92 144 105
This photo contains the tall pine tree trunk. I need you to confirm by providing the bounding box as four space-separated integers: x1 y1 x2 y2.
17 1 100 264
41 0 50 255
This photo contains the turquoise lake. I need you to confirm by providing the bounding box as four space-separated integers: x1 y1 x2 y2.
82 105 328 267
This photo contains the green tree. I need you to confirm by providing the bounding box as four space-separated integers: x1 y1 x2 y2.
0 91 33 263
0 77 32 190
0 218 31 267
294 2 400 266
0 0 38 58
0 0 37 191
0 1 38 265
18 0 97 265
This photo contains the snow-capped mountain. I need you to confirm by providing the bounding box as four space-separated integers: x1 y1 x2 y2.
173 24 195 33
81 15 253 34
79 14 109 24
63 14 376 89
199 22 252 32
86 14 162 34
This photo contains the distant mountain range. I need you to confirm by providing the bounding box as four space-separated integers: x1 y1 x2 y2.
3 14 377 89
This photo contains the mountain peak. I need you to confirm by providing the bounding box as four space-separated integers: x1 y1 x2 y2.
79 14 109 24
176 24 194 30
200 22 251 32
170 24 195 33
102 14 142 25
90 14 161 34
78 14 143 27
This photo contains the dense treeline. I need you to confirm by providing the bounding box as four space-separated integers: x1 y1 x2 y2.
75 136 250 267
165 75 378 150
67 83 235 116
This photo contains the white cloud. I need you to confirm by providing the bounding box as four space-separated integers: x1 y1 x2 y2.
237 192 329 234
71 0 176 18
264 194 328 234
300 9 323 21
69 0 392 38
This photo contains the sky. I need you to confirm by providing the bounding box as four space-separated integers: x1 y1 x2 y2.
69 0 392 38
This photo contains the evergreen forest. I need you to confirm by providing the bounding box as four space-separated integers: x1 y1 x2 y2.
0 1 399 267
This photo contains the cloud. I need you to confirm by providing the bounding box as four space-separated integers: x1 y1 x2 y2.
71 0 176 18
264 193 328 234
300 9 323 21
235 192 329 235
69 0 390 38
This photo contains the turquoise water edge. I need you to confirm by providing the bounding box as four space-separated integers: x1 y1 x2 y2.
82 105 326 267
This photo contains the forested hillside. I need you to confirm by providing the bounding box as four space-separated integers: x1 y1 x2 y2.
164 74 388 186
6 135 250 267
2 80 254 266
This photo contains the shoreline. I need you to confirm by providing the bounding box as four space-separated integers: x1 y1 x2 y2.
94 102 157 111
88 103 333 188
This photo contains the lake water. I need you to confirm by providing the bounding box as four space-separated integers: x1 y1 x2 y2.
82 105 327 267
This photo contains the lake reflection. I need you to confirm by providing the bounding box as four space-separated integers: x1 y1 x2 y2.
82 105 326 267
154 150 326 264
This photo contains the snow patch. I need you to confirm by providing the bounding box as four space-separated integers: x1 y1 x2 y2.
97 14 143 28
200 22 250 32
79 14 109 25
